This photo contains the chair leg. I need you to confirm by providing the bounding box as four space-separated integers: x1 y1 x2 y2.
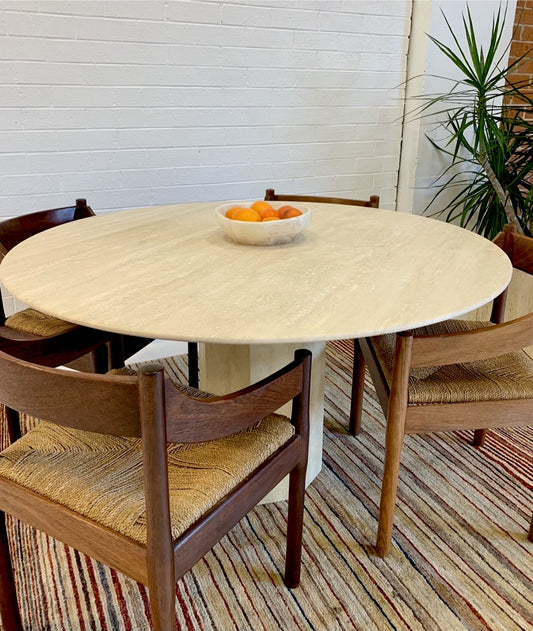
284 462 306 588
120 335 153 363
187 342 199 389
528 514 533 543
109 335 125 369
91 343 111 374
0 511 23 631
376 408 406 558
349 339 366 436
5 407 21 444
473 429 487 446
147 578 176 631
147 546 176 631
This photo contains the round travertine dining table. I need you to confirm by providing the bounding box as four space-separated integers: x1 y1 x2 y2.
0 201 512 502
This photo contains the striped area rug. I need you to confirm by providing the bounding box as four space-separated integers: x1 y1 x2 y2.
2 341 532 631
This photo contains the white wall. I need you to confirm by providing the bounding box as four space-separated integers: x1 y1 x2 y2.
0 0 412 216
403 0 517 217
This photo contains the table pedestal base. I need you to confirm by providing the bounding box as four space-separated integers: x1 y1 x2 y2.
199 341 325 503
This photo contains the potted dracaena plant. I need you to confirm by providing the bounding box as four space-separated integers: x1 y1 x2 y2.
415 5 533 238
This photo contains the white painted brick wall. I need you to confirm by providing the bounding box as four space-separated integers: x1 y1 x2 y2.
0 0 411 216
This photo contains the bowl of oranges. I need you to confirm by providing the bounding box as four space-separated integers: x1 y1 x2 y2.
215 200 311 246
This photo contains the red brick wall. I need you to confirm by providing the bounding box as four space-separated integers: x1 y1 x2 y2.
507 0 533 102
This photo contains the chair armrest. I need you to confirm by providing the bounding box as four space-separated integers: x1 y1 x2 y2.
0 324 46 343
0 324 112 368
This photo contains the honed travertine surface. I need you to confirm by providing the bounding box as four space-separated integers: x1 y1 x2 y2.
0 202 512 343
0 202 513 502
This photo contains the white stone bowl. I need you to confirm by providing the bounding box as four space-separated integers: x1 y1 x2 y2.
214 202 311 246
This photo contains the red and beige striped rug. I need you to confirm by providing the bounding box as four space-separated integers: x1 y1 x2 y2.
2 341 532 631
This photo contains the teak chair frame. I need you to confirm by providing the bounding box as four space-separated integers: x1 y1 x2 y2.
0 199 128 443
265 187 380 208
352 224 533 556
0 199 200 388
0 199 119 372
0 348 311 631
265 186 381 443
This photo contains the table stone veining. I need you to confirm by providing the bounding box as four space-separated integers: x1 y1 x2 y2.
0 202 512 503
0 202 512 344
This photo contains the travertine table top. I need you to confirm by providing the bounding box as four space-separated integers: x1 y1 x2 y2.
0 202 512 344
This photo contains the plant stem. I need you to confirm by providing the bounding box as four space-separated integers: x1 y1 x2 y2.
479 148 522 231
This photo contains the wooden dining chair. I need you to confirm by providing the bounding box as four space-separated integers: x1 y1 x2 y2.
351 224 533 556
0 199 200 389
0 348 311 631
0 199 129 442
265 188 380 208
265 187 380 433
0 199 120 372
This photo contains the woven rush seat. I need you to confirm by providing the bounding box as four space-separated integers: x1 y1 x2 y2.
0 408 294 545
370 319 533 405
5 308 78 337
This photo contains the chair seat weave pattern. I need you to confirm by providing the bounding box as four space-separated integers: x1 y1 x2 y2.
370 319 533 405
5 308 77 337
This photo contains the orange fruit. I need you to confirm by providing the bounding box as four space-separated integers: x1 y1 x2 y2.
225 206 247 219
262 216 281 222
258 207 280 220
232 208 261 222
279 206 303 219
250 200 275 213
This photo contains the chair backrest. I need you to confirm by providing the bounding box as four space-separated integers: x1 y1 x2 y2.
0 350 140 437
403 226 533 369
164 353 309 442
0 349 311 443
499 224 533 274
408 312 533 368
265 188 380 208
0 198 94 257
491 224 533 322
